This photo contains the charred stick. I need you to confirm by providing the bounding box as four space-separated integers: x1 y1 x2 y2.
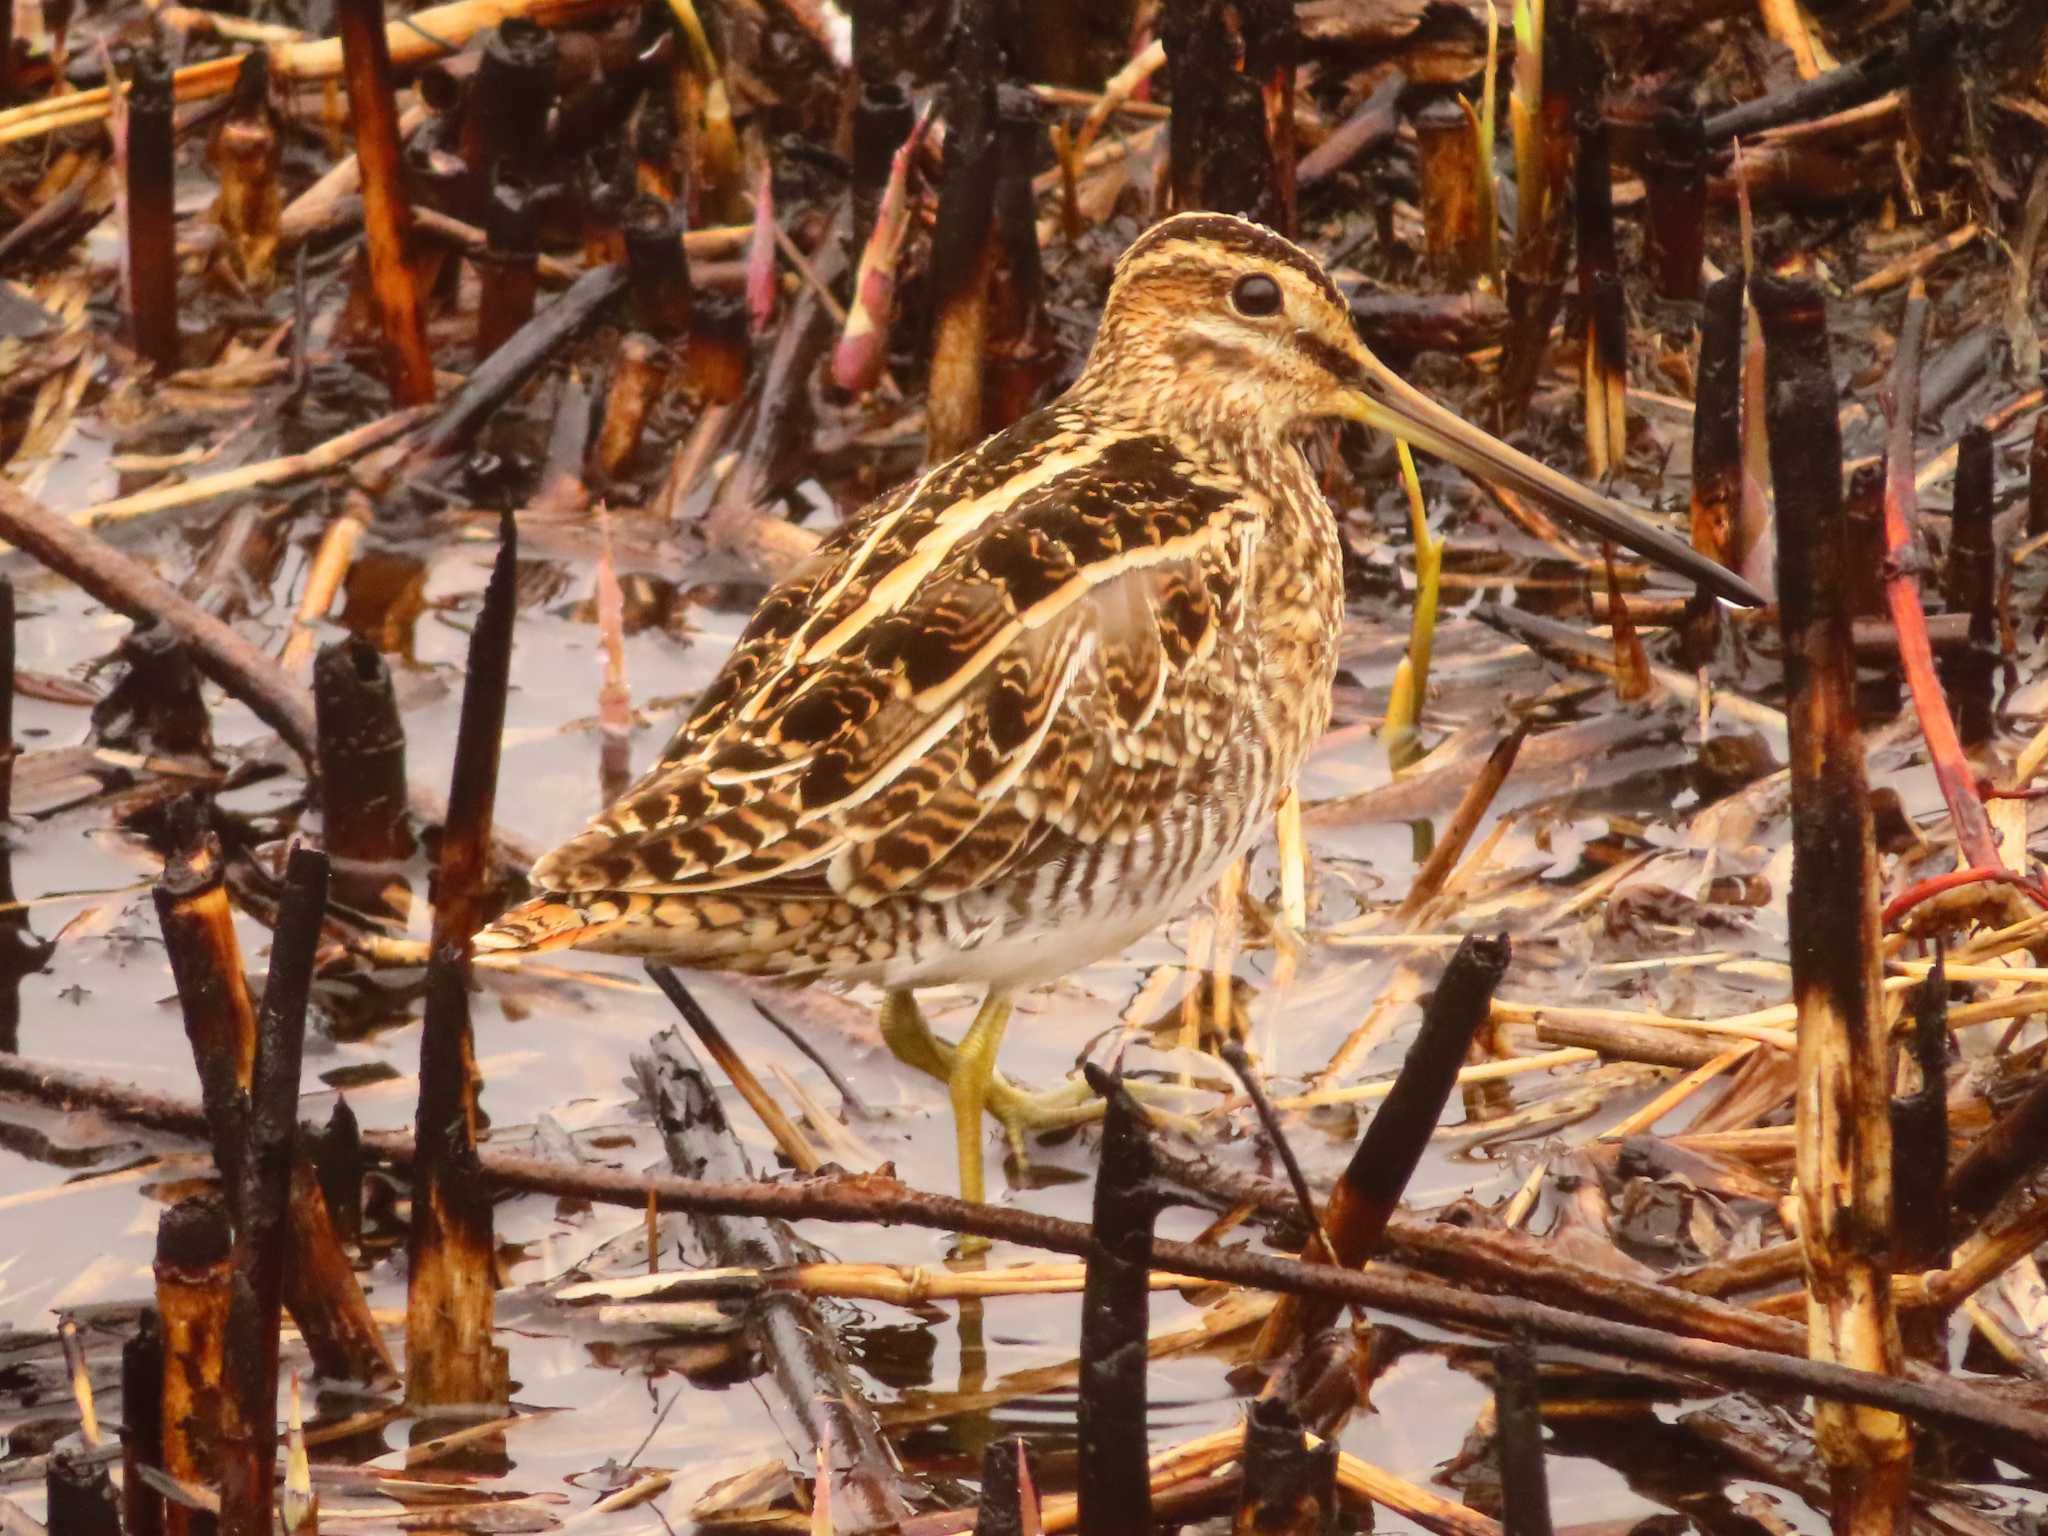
1843 464 1889 620
925 31 1000 465
316 1096 363 1247
1348 287 1508 355
624 194 693 338
155 1194 232 1536
1243 0 1299 233
336 0 435 405
414 263 628 464
1296 69 1404 186
207 53 281 290
1892 955 1949 1360
1703 42 1903 143
47 1449 121 1534
635 1029 916 1534
1572 45 1624 478
851 79 914 253
126 50 180 373
1493 1331 1553 1536
1255 934 1510 1354
217 848 327 1536
1642 103 1705 301
634 91 680 201
2029 411 2048 540
467 19 556 190
1757 271 1912 1530
1414 94 1484 286
1160 0 1277 223
1233 1397 1337 1536
977 1437 1041 1536
121 1309 167 1536
476 176 540 361
1903 0 1959 189
403 511 516 1408
1882 282 2004 872
1681 273 1744 660
984 83 1051 434
1939 423 1997 746
313 636 413 866
1078 1068 1157 1536
152 822 393 1387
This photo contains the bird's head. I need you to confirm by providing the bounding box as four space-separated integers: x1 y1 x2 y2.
1080 212 1762 606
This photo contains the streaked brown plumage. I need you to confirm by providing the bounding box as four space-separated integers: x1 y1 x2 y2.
477 211 1759 1207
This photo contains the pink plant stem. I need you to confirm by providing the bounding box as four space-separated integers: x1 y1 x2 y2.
1882 278 2005 878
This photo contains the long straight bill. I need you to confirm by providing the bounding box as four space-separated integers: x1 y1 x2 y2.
1342 348 1767 607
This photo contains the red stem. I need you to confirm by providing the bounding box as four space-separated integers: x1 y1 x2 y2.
1882 280 2003 875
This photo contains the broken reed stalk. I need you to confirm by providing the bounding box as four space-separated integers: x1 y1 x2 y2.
1078 1068 1158 1536
1493 1332 1553 1536
1903 0 1959 189
925 27 1000 465
1415 94 1484 287
595 331 667 478
1499 0 1576 429
1756 272 1912 1535
155 1194 232 1536
126 50 180 373
217 847 328 1536
647 964 821 1173
1892 957 1949 1362
336 0 436 405
1396 726 1528 923
1682 273 1745 658
313 635 414 866
208 54 282 291
405 510 517 1411
1642 101 1705 302
1254 934 1511 1355
476 177 540 361
121 1309 167 1536
152 818 395 1388
1233 1398 1337 1536
1571 44 1625 479
1881 281 2004 875
1939 424 1997 747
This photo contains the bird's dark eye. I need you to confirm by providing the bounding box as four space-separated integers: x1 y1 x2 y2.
1230 273 1283 318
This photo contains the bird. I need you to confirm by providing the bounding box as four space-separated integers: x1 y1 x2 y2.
475 211 1762 1211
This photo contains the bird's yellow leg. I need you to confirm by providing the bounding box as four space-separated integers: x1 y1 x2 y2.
878 989 950 1081
879 991 1096 1156
950 990 1012 1209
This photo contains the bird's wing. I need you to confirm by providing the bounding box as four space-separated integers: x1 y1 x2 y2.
531 421 1261 907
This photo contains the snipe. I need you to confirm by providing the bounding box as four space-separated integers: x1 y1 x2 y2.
477 212 1761 1209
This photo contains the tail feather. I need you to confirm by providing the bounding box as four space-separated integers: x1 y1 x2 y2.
473 895 639 955
472 890 827 971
